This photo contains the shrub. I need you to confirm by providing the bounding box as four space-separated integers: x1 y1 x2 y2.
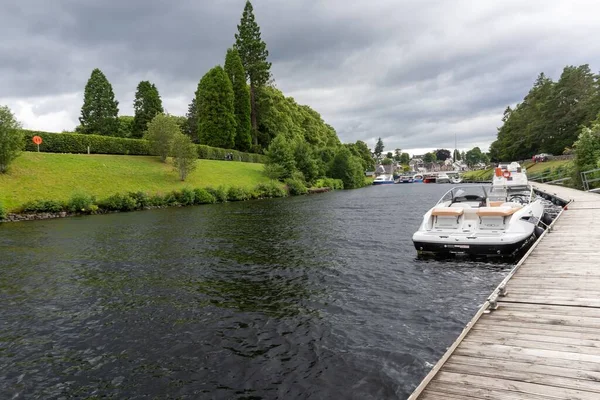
254 181 287 198
263 163 287 180
175 188 196 206
163 192 180 206
172 133 198 181
285 178 308 196
0 105 24 173
0 202 6 220
329 147 367 189
23 130 150 155
206 186 228 203
67 193 94 213
98 193 138 212
193 188 216 204
128 191 150 208
147 194 167 207
227 186 251 202
21 200 65 213
315 178 344 190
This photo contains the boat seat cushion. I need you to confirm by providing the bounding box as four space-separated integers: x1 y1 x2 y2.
476 206 522 217
488 201 504 207
432 207 463 216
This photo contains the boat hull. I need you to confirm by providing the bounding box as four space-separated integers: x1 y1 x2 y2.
413 234 536 257
372 181 395 185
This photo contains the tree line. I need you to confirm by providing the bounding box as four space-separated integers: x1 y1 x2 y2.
490 64 600 161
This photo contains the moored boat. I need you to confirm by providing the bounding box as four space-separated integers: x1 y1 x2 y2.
372 174 395 185
412 174 424 183
412 162 547 257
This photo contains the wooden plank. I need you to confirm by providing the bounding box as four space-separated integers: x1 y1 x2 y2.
485 309 600 326
423 382 555 400
498 296 600 308
444 360 600 393
454 345 600 373
449 354 600 382
434 371 600 400
481 314 600 334
468 328 600 348
473 321 600 341
497 302 600 317
462 335 600 357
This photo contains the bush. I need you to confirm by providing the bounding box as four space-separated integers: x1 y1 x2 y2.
21 200 65 213
128 191 150 208
0 105 24 173
175 188 196 206
67 193 94 213
23 130 150 155
21 130 266 163
172 133 198 181
193 188 216 204
227 186 251 202
98 193 138 211
0 202 6 220
285 178 308 196
329 147 367 189
206 186 228 203
254 181 287 198
315 178 344 190
147 194 167 207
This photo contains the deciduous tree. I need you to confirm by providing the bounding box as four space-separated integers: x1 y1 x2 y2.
145 113 179 162
172 133 198 181
79 68 119 136
0 105 24 173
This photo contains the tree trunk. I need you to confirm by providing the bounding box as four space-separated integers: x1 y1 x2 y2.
250 83 258 145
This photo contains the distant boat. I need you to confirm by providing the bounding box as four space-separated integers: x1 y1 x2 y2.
372 174 395 185
448 172 463 184
423 174 437 183
412 174 424 183
436 173 451 184
396 175 414 184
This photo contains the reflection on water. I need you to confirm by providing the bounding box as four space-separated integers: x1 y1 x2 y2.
0 184 511 399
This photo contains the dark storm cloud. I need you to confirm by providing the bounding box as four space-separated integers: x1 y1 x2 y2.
2 0 600 151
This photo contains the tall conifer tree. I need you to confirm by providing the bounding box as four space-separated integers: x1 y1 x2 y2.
196 66 236 149
132 81 164 138
235 1 271 144
79 68 119 135
224 48 252 151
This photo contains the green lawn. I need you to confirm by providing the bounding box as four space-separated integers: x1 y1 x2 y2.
0 152 270 211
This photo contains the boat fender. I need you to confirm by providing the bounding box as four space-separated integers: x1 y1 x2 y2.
534 226 544 238
541 213 552 226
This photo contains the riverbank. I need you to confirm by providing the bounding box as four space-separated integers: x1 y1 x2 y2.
0 152 272 212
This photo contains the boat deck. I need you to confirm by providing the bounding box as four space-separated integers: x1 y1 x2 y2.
409 183 600 399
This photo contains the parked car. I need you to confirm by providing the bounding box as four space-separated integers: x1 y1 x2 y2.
532 153 552 162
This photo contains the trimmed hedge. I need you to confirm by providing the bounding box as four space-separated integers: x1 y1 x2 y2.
24 130 150 155
22 130 267 163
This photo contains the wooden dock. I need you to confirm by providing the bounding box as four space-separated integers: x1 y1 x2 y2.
409 183 600 400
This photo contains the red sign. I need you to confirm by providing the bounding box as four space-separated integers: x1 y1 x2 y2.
32 136 43 145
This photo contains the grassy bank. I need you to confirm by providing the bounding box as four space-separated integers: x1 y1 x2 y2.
0 153 271 211
462 159 573 181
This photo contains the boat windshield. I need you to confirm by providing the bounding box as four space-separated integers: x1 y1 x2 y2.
489 185 533 204
437 186 489 205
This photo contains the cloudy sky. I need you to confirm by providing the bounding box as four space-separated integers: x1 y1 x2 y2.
2 0 600 155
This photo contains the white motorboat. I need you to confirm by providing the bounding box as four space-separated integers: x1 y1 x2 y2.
412 162 546 257
372 174 395 185
436 173 451 184
447 172 463 184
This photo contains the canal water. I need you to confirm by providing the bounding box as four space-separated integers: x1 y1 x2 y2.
0 184 511 399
